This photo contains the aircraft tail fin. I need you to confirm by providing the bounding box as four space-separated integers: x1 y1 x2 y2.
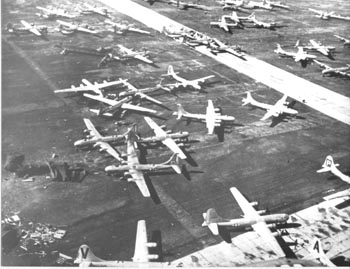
202 208 225 235
74 245 105 265
317 155 338 173
305 239 335 266
242 92 254 106
175 104 186 120
167 65 175 76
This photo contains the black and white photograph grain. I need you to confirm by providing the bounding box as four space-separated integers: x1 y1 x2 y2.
1 0 350 267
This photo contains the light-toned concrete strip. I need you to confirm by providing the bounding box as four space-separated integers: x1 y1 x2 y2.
99 0 350 126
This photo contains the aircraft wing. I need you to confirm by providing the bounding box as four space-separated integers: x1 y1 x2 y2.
230 187 259 218
308 8 322 15
77 26 98 34
192 75 215 84
56 19 73 27
21 20 42 36
132 220 150 262
133 54 153 64
251 221 285 257
260 109 276 121
206 100 217 135
230 187 285 257
83 93 118 106
313 60 329 69
144 117 187 159
95 141 124 162
83 118 102 139
129 27 151 35
136 92 162 105
83 78 127 91
121 103 157 114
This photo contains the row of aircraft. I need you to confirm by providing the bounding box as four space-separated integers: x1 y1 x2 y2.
12 1 348 266
210 11 279 32
72 182 344 267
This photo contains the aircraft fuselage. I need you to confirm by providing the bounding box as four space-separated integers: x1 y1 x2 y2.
217 213 289 228
74 135 125 147
137 132 189 144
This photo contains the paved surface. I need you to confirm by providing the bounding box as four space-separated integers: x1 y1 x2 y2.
1 0 350 266
100 0 350 125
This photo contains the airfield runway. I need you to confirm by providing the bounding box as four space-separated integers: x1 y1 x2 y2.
1 0 350 266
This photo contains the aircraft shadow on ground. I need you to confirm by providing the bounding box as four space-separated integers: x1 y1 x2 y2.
144 175 161 204
215 122 245 142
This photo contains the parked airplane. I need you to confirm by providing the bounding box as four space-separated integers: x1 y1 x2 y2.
83 93 157 117
74 220 172 267
74 118 128 147
210 16 243 32
207 38 246 59
78 3 111 18
143 117 187 159
309 8 350 21
249 15 277 29
36 6 77 19
297 40 335 57
303 239 336 267
242 92 298 121
73 118 125 162
56 20 99 35
6 20 47 36
245 0 274 10
202 187 288 257
167 0 210 10
225 11 254 24
317 155 350 184
117 81 163 105
116 44 153 64
105 19 151 35
54 78 126 95
274 44 317 67
313 60 350 78
173 100 235 135
263 0 290 10
162 65 214 91
105 133 181 197
334 35 350 47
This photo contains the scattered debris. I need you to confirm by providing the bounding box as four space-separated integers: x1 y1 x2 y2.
4 153 25 172
46 161 87 182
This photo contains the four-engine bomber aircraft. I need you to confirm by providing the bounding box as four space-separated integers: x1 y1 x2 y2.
309 8 350 21
163 65 214 91
36 6 78 19
143 117 188 159
297 40 335 57
249 15 277 29
105 19 151 35
105 132 181 197
78 3 111 18
173 100 235 135
118 81 163 105
75 220 172 267
83 93 157 117
167 0 210 10
6 20 47 36
313 60 350 78
116 44 154 64
274 44 317 67
334 34 350 47
74 118 125 162
317 155 350 184
242 92 298 121
202 187 288 257
54 78 127 95
56 20 99 35
225 11 254 24
210 16 242 32
207 38 246 59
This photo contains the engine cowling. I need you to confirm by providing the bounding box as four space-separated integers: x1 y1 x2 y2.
250 201 258 207
147 254 159 260
146 242 157 247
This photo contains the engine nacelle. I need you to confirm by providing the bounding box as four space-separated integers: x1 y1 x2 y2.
147 254 159 260
250 201 258 207
99 148 107 152
146 242 157 248
177 143 184 147
166 130 172 134
159 125 166 129
256 209 266 215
